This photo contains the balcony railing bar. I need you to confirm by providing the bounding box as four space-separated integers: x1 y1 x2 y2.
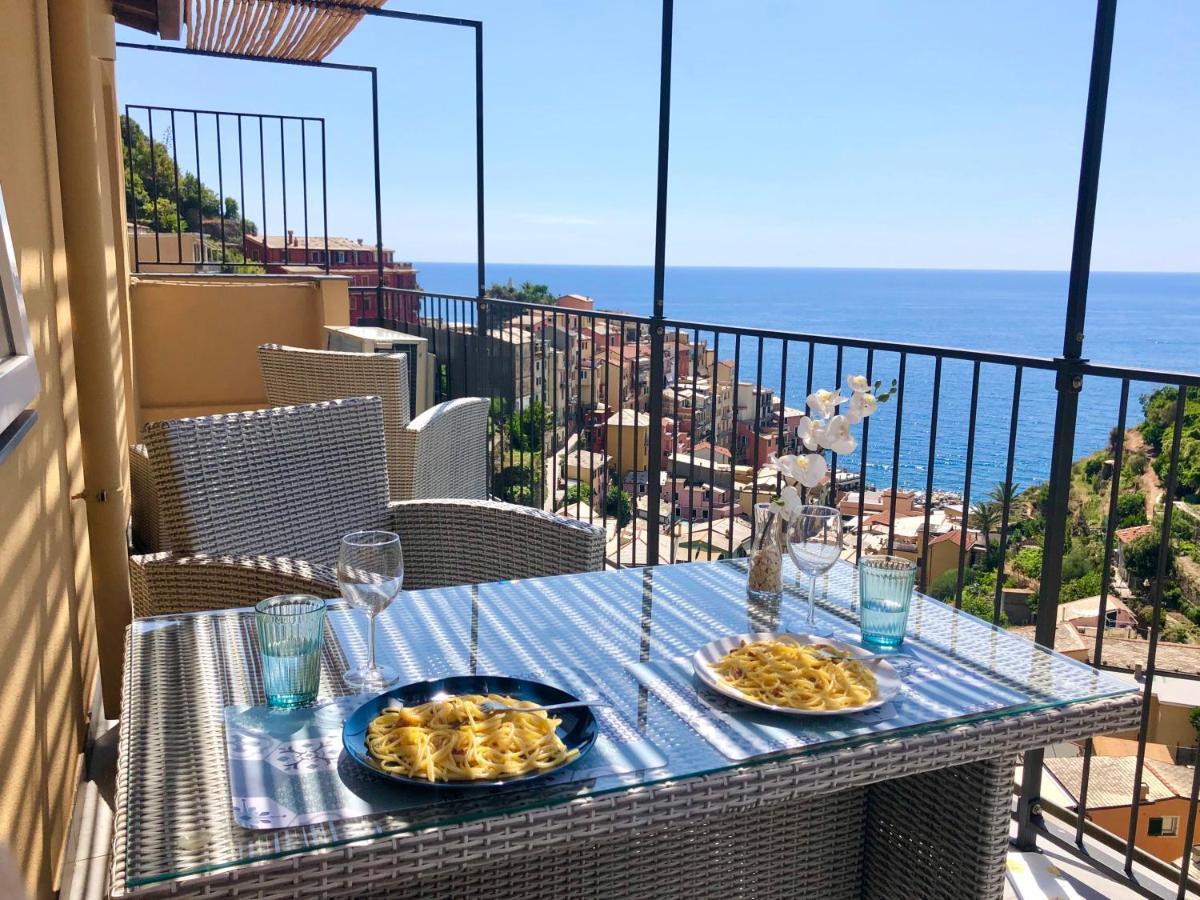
855 347 874 562
885 351 907 556
729 334 742 558
1178 763 1200 900
125 103 325 123
828 344 844 508
918 356 942 595
991 366 1025 626
749 336 766 546
708 330 721 556
954 361 983 609
1125 389 1188 874
169 110 182 262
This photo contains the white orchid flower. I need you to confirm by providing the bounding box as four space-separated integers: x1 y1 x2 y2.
845 391 878 424
820 415 857 455
795 416 820 451
806 388 847 420
768 453 799 482
846 374 871 393
777 484 805 520
794 452 828 489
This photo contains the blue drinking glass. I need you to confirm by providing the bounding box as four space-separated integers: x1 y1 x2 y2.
255 594 327 708
858 555 917 650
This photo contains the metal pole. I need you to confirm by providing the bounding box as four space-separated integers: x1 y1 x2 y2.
644 0 673 567
371 67 384 324
475 23 485 297
1015 0 1117 851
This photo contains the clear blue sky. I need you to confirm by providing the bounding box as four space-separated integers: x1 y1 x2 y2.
115 1 1198 272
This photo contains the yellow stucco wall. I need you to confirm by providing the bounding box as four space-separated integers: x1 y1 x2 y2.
129 275 349 425
0 1 98 895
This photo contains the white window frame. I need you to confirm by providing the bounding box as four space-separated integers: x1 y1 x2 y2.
0 186 39 438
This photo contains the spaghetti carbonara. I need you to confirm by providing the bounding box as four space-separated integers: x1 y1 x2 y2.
366 694 579 782
709 637 877 710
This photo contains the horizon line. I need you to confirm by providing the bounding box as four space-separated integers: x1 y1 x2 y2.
411 261 1200 277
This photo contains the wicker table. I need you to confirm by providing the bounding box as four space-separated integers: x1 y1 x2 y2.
112 559 1140 899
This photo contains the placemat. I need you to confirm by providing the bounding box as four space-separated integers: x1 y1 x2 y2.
224 668 667 830
627 641 1024 762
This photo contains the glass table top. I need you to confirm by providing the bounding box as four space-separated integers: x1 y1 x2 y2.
122 558 1136 888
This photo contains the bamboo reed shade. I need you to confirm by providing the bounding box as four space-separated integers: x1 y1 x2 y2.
184 0 385 61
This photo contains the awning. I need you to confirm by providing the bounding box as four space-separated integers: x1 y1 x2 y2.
182 0 384 61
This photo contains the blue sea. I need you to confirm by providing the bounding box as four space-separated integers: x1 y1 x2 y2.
416 263 1200 499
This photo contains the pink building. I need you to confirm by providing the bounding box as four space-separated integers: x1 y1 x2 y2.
665 478 733 522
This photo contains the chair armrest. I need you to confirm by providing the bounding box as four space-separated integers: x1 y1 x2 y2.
388 499 606 590
394 397 489 501
129 552 338 618
129 443 161 553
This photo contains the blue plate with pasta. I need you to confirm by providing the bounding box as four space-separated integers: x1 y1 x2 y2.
341 675 599 788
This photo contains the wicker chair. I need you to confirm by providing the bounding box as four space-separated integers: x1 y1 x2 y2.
129 396 606 617
257 343 488 502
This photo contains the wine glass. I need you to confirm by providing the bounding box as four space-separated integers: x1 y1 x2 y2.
785 505 843 634
339 530 403 691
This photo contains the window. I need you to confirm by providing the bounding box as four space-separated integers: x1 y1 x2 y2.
0 187 39 441
336 251 346 264
310 251 325 264
1148 816 1179 837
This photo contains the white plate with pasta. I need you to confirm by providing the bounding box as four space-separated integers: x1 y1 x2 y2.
692 633 902 716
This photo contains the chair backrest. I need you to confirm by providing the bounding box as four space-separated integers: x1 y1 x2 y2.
258 344 410 495
396 397 490 501
142 396 391 567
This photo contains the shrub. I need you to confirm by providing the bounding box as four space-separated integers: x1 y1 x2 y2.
1013 546 1043 579
1125 530 1168 585
1163 623 1193 643
1115 492 1148 529
927 568 974 603
563 483 592 507
1082 456 1104 479
1129 454 1148 476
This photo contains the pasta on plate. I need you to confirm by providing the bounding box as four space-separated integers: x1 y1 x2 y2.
365 694 579 782
709 637 877 711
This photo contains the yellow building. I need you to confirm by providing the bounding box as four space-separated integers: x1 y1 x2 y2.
606 409 651 478
126 226 214 273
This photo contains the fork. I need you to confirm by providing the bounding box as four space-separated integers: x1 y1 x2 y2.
478 699 610 717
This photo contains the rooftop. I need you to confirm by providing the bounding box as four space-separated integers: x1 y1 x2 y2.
1044 755 1188 809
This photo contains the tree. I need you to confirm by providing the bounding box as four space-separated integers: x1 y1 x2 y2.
988 481 1022 519
1124 529 1167 586
970 501 1001 546
605 485 633 528
485 279 557 321
508 400 549 453
121 115 259 264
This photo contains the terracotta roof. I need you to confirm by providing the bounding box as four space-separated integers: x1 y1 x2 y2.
928 529 978 550
1044 755 1183 809
605 409 651 427
1116 524 1154 544
1095 637 1200 676
693 442 732 458
1007 621 1090 654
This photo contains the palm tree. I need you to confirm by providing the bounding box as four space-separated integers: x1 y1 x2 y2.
970 500 1002 547
988 481 1022 520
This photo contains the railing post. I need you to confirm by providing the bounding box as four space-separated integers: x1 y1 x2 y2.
644 0 673 567
1015 0 1116 851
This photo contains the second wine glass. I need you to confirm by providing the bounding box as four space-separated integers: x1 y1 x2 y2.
785 505 843 633
338 530 403 691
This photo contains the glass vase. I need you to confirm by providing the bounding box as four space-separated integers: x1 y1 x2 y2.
746 502 785 629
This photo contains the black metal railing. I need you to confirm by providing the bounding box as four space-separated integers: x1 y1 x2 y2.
123 104 329 274
377 286 1200 895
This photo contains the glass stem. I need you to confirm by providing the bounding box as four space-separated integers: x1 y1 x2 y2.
807 574 817 625
367 612 377 672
